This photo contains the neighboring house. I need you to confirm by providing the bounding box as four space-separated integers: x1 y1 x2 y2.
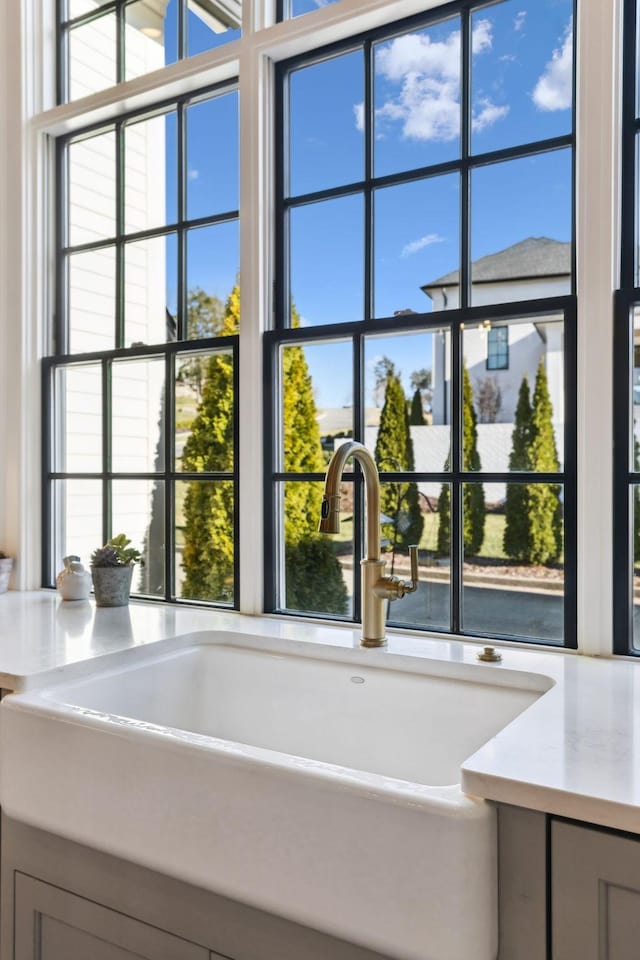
421 236 569 428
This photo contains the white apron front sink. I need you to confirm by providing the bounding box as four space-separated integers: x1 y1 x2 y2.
0 631 552 960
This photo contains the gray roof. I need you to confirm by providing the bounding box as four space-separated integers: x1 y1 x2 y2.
422 237 571 294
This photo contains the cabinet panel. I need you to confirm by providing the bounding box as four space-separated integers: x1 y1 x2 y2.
552 821 640 960
15 873 211 960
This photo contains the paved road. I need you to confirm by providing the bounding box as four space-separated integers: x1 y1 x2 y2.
391 578 564 643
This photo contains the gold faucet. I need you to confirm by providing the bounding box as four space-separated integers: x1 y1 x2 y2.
319 440 419 647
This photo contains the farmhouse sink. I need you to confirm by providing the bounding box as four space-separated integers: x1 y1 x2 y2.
0 632 553 960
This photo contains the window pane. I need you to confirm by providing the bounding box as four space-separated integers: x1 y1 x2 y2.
364 330 450 472
471 0 573 155
462 481 564 643
54 364 103 473
124 112 177 232
124 235 178 346
186 222 239 336
279 481 353 617
53 479 103 573
471 150 572 306
374 17 461 178
289 51 364 198
374 174 460 318
383 481 450 632
289 194 364 326
68 13 117 101
112 479 165 597
112 357 165 474
68 130 116 246
68 247 116 353
186 92 238 220
280 340 352 473
176 479 235 603
462 315 564 473
125 1 177 79
177 349 235 472
68 0 113 18
186 0 241 57
288 0 341 19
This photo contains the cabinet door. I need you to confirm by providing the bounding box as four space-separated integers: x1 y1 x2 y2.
552 821 640 960
14 873 215 960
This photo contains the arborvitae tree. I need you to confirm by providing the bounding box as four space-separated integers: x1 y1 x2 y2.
462 364 485 556
503 376 533 561
281 319 348 615
180 286 347 613
526 360 562 564
437 363 485 556
409 388 426 425
180 286 239 602
374 370 423 552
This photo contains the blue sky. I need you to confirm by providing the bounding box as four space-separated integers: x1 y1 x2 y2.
129 0 573 406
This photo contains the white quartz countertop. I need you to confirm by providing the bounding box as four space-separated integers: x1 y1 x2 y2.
1 590 640 834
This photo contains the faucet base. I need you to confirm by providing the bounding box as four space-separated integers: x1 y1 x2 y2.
361 558 387 646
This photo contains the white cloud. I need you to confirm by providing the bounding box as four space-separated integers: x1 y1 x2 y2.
188 168 200 181
532 18 573 112
514 11 526 32
353 102 364 132
472 98 510 132
401 233 444 258
369 19 508 143
499 53 517 63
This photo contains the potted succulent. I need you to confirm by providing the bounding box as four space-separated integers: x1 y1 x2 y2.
90 534 143 608
0 551 13 594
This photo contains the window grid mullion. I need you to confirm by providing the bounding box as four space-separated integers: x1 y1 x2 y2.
103 358 113 544
177 101 187 340
116 120 125 349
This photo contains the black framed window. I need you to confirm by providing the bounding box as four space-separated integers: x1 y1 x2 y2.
57 0 241 104
486 326 508 370
614 0 640 654
268 0 577 646
44 84 240 606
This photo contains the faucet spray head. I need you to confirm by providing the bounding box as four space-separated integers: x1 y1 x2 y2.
318 495 341 534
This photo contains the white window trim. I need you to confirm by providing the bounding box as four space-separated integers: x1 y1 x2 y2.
0 0 621 655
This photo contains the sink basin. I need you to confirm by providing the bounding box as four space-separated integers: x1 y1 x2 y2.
0 631 552 960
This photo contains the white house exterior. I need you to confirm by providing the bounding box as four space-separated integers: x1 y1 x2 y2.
423 236 569 431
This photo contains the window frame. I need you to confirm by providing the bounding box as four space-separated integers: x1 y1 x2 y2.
613 0 639 655
268 3 578 647
43 83 241 605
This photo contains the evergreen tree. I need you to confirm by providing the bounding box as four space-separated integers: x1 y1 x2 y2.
437 363 485 556
526 360 562 564
462 363 485 556
503 376 533 561
374 370 423 552
180 287 347 614
281 324 348 615
180 286 239 602
409 388 426 425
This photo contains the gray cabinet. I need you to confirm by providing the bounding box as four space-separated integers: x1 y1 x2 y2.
2 816 388 960
552 820 640 960
14 873 217 960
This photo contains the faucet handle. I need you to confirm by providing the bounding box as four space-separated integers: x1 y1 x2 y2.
404 545 419 595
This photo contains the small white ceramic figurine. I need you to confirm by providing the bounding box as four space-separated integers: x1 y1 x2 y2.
56 555 92 602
